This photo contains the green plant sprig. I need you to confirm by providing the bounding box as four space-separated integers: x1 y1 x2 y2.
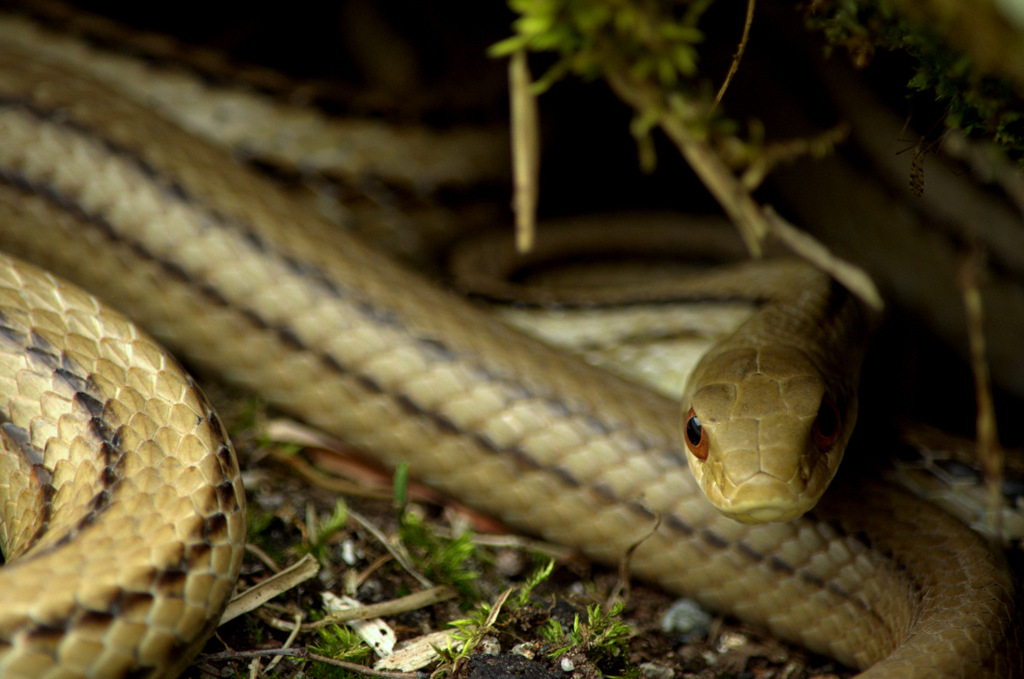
490 0 712 93
541 601 633 667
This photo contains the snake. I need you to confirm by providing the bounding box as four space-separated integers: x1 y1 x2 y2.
448 219 877 524
0 19 1019 679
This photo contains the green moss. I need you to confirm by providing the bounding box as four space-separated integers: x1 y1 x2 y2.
494 0 1024 161
307 625 374 679
809 0 1024 159
398 510 484 601
305 500 349 564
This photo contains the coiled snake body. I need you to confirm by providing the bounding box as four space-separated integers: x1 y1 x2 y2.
0 30 1019 679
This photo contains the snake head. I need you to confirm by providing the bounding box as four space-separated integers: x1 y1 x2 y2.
682 344 852 523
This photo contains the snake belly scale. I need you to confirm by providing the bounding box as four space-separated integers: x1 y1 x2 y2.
0 30 1017 679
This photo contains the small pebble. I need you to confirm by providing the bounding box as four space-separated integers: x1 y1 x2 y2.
511 642 540 659
660 598 714 641
479 636 501 656
638 661 674 679
341 539 357 566
716 631 748 653
494 549 526 576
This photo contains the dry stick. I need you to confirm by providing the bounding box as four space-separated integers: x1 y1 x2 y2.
510 48 541 253
609 512 661 606
267 431 393 501
763 207 883 311
713 0 756 110
612 72 766 256
264 612 304 675
245 543 285 574
958 250 1005 531
604 70 884 311
348 507 435 589
272 449 390 499
355 552 397 590
469 532 575 561
200 648 425 679
256 586 457 633
740 123 850 191
302 586 457 631
222 554 321 624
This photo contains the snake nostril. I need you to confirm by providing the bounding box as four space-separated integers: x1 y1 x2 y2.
812 397 841 452
685 407 709 460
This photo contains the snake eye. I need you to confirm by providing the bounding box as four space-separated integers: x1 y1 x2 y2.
684 407 709 460
812 397 841 452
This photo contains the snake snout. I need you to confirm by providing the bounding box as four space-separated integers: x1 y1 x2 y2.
721 474 808 523
683 346 848 523
689 418 824 523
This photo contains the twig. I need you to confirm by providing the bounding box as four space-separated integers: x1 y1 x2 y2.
609 512 661 606
348 507 435 589
739 123 850 191
249 581 453 635
958 250 1004 530
355 552 396 589
245 543 284 574
301 586 457 631
468 533 575 561
265 612 304 674
222 554 321 624
763 208 883 309
604 69 883 310
267 429 392 500
713 0 755 110
255 586 455 633
200 647 426 679
510 48 540 253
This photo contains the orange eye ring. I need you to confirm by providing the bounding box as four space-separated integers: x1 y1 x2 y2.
684 407 709 461
812 397 841 452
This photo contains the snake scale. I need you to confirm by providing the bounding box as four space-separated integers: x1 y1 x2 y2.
0 18 1019 679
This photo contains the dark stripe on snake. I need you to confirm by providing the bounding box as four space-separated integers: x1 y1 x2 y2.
0 97 889 625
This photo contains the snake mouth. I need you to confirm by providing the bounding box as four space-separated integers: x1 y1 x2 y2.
717 474 813 523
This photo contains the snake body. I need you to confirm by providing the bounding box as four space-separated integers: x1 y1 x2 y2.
0 28 1019 679
450 222 875 522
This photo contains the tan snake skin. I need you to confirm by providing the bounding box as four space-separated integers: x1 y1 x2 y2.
0 31 1019 679
679 259 871 523
449 223 875 523
0 255 246 679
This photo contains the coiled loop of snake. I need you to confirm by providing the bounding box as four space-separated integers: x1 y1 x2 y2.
0 31 1018 679
0 255 246 678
